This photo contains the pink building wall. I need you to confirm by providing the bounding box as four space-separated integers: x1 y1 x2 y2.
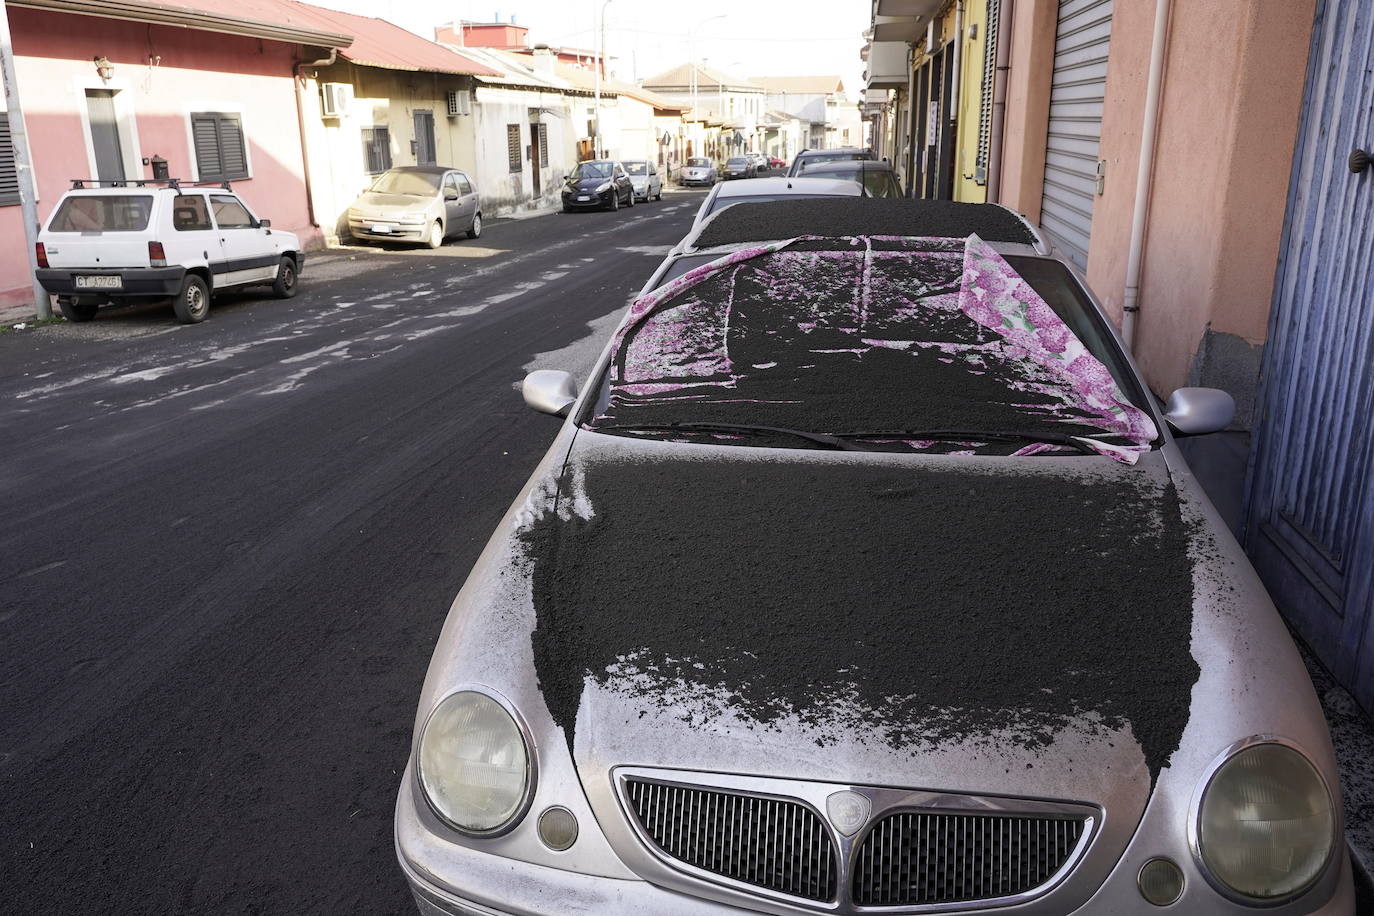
0 8 320 310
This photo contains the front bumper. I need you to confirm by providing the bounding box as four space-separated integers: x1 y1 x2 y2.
562 190 612 209
348 219 428 242
35 266 186 298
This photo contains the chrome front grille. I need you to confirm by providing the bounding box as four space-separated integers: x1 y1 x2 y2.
852 812 1086 906
624 778 838 902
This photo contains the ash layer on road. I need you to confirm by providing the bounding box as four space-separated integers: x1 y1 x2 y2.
525 457 1199 781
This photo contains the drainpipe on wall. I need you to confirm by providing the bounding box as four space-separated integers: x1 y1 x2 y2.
986 0 1014 203
904 42 918 196
0 4 51 319
293 47 338 233
1121 0 1173 350
948 0 964 201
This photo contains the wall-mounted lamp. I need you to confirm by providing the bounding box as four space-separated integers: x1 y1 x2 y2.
93 56 114 81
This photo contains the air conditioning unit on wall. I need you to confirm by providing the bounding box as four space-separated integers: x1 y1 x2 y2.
446 90 471 117
320 82 353 118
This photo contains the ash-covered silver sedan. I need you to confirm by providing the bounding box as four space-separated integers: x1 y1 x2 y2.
346 166 482 249
395 199 1356 915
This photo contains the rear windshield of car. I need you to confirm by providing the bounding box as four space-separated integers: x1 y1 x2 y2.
623 162 648 175
573 162 613 179
798 166 902 198
370 171 441 196
703 193 851 218
589 239 1157 458
800 152 869 167
687 158 711 168
48 195 154 232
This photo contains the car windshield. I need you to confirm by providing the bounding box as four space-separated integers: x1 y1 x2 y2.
573 162 613 179
590 237 1157 460
49 195 154 232
801 152 868 167
687 157 711 168
727 158 749 166
369 171 441 196
799 166 902 198
623 162 648 175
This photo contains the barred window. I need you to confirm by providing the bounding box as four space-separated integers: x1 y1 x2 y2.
507 124 522 172
0 114 17 206
362 127 392 174
190 112 248 182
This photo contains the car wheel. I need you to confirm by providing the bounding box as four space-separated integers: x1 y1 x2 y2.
626 189 635 207
56 296 99 322
172 274 210 324
467 212 483 240
425 220 444 249
609 191 620 211
271 256 298 299
655 189 663 201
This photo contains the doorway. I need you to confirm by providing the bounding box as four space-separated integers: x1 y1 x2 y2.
85 89 125 182
413 111 436 166
528 112 543 198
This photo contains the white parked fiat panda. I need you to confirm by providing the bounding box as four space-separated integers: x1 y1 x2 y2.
35 180 303 324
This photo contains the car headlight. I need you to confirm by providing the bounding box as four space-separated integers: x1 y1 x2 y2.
1194 741 1335 902
595 182 612 193
400 211 426 222
418 690 533 836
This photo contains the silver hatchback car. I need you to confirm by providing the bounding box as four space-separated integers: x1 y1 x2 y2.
347 166 482 249
396 199 1356 916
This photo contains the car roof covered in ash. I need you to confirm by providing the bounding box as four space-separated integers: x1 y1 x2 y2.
688 198 1042 250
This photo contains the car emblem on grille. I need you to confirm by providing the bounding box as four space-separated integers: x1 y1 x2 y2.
825 790 871 837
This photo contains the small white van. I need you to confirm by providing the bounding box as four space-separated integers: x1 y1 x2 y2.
35 180 303 324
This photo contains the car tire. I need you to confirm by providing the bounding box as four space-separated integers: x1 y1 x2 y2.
271 256 298 299
609 191 620 211
655 189 663 201
425 220 444 249
467 212 483 240
626 189 635 207
56 296 98 322
172 274 210 324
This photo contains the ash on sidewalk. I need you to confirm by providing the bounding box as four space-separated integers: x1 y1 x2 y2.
1179 432 1374 907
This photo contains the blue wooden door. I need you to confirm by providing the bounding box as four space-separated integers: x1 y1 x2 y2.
1248 0 1374 711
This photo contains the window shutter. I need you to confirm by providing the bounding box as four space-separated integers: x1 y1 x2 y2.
974 1 1000 185
507 124 522 172
217 115 247 179
538 123 549 164
191 112 248 181
0 115 18 206
192 114 223 180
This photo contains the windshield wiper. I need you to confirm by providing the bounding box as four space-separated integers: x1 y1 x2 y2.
831 428 1108 456
595 422 867 451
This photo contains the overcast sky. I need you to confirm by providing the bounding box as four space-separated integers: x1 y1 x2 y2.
307 0 870 99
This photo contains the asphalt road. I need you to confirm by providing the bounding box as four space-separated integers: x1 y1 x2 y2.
0 190 705 914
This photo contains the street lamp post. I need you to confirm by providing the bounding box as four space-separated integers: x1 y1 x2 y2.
688 14 726 116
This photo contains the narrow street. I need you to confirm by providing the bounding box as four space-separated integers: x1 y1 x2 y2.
0 194 703 913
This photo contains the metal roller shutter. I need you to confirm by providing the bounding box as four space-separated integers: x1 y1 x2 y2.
0 114 18 206
1040 0 1114 270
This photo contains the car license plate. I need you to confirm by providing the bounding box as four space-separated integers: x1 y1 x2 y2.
370 223 392 233
578 195 591 201
75 275 121 290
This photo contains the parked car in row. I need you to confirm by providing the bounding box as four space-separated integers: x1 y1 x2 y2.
679 156 719 187
692 175 865 228
347 166 483 249
395 196 1358 915
35 179 301 324
786 146 878 177
721 156 757 180
793 159 903 197
622 160 664 203
562 160 637 212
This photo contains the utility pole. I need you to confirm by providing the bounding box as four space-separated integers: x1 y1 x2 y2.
0 3 49 319
594 0 613 159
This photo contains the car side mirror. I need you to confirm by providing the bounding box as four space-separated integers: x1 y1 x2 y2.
522 370 578 417
258 218 271 228
1163 387 1235 436
444 192 459 201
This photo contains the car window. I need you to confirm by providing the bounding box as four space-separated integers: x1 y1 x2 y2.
573 162 613 179
370 170 442 195
456 173 473 195
863 170 902 198
171 194 213 231
49 195 154 232
727 158 749 166
442 174 460 196
590 239 1157 456
704 193 852 217
624 162 648 175
210 195 255 229
687 157 711 168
